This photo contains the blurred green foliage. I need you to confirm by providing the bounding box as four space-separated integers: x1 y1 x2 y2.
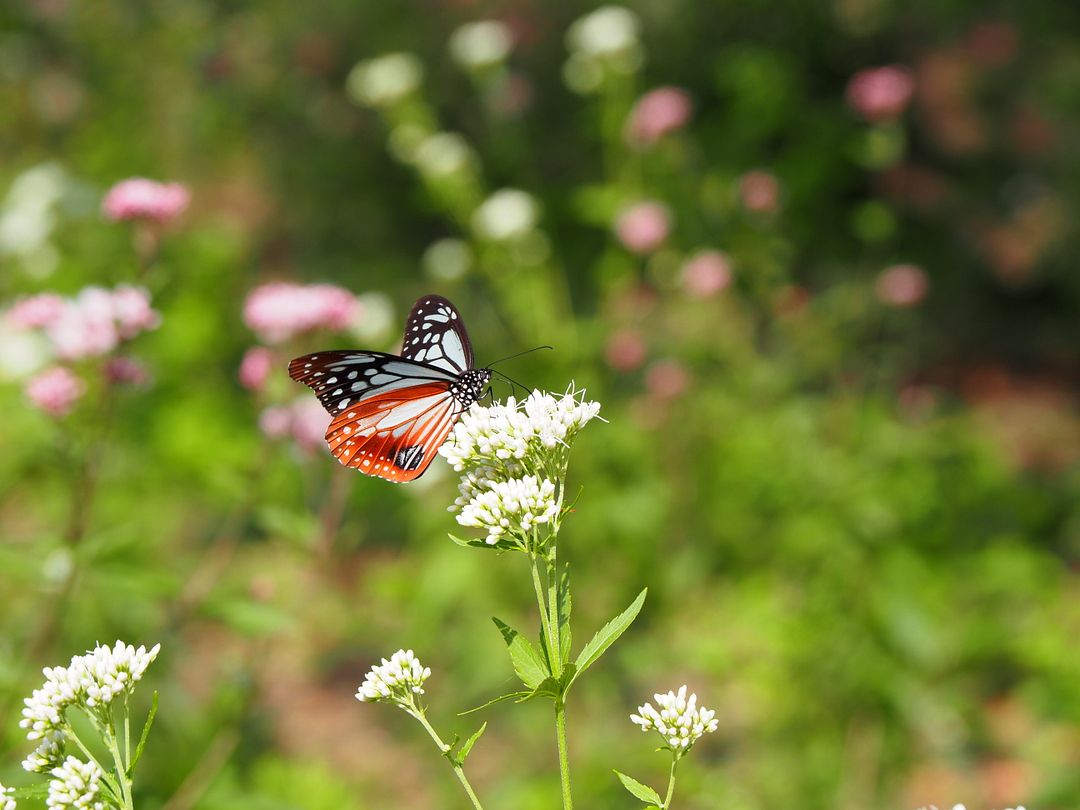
0 1 1078 809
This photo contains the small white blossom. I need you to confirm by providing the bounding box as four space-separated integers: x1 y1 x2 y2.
0 782 15 810
472 188 539 241
46 757 104 810
356 649 431 710
22 730 66 773
449 20 514 70
346 53 423 108
631 685 718 752
440 384 601 473
566 6 640 58
457 475 560 545
414 132 473 178
20 641 160 740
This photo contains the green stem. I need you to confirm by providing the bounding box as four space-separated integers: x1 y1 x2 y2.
546 546 561 670
530 554 558 674
103 717 134 810
662 755 680 809
63 721 118 799
412 710 486 810
555 699 574 810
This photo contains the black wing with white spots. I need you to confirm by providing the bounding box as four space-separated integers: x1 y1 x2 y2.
400 294 474 375
288 351 456 416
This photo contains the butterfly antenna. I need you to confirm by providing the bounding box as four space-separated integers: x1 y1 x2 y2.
486 345 553 367
491 369 531 399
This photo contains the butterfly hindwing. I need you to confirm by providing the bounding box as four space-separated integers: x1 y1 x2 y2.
401 295 473 375
324 382 460 482
288 351 456 415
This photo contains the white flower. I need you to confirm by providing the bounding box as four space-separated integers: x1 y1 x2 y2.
630 685 718 751
566 6 640 59
414 132 473 177
449 20 513 70
356 650 431 711
22 730 65 773
472 189 539 241
346 53 423 108
0 782 15 810
457 475 560 545
20 641 160 740
439 384 601 473
46 757 104 810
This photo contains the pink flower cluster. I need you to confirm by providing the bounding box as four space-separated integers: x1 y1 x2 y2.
259 399 331 453
615 201 671 255
875 264 929 307
626 86 692 146
7 287 160 360
238 346 275 391
845 65 915 123
25 366 85 417
738 170 781 214
243 282 359 345
102 178 191 224
681 251 733 298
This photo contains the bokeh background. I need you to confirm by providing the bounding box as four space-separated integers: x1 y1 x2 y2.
1 1 1078 808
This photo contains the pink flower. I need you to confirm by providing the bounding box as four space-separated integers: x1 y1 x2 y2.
102 178 191 223
25 366 84 416
875 264 929 307
615 201 671 255
104 356 150 385
845 65 915 123
6 294 66 330
738 170 781 214
239 347 274 391
110 285 160 338
243 282 359 344
646 360 689 399
626 86 692 146
681 251 733 297
259 399 331 454
604 329 646 372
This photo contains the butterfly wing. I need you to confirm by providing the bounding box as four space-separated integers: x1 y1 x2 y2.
324 382 460 482
401 295 474 375
288 350 457 415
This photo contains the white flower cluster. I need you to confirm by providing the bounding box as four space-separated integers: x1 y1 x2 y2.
630 685 718 752
564 6 643 94
0 782 15 810
46 757 104 810
448 20 513 71
457 475 560 545
22 730 65 774
21 641 160 741
440 385 601 472
346 53 423 108
355 649 431 711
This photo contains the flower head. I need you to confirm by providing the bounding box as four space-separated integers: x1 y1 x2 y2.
630 685 718 753
23 730 66 774
25 367 84 417
567 6 640 61
20 641 160 741
356 649 431 713
243 282 359 344
0 782 15 810
238 346 274 391
102 178 190 224
46 756 104 810
626 87 692 146
738 170 781 214
456 475 560 546
472 189 539 242
6 294 66 330
846 65 915 123
615 201 670 254
449 20 513 71
681 250 733 298
346 53 423 108
875 264 929 307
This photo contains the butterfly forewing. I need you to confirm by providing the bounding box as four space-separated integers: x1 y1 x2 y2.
401 295 473 375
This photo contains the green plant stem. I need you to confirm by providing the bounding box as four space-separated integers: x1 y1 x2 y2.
103 716 134 810
413 711 486 810
663 755 680 809
546 547 561 668
554 699 574 810
530 554 558 673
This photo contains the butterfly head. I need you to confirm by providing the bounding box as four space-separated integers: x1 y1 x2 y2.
452 368 492 408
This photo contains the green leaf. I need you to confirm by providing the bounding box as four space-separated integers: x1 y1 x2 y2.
572 588 647 683
128 691 158 774
558 564 572 664
458 691 532 716
493 617 551 688
517 676 560 702
454 721 487 764
448 533 495 549
614 770 663 805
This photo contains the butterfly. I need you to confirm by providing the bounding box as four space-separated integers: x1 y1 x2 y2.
288 294 491 482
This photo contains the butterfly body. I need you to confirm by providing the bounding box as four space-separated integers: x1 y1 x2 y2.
288 295 489 482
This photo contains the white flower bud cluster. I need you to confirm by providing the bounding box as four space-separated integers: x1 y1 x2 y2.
355 649 431 710
471 189 539 242
448 20 513 71
346 53 423 108
20 641 160 740
0 782 15 810
630 685 718 751
22 730 66 774
457 475 560 545
564 6 643 94
46 757 104 810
